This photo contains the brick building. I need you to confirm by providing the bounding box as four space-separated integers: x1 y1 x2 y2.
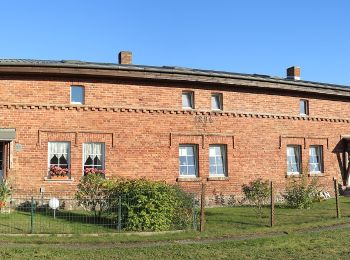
0 51 349 200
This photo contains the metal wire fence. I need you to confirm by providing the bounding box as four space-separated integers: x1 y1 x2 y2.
0 194 197 234
1 180 349 234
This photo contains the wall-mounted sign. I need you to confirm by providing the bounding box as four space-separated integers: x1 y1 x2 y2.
15 143 23 152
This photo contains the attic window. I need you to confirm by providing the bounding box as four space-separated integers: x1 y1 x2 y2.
211 93 223 110
71 86 85 104
182 91 194 109
300 99 309 116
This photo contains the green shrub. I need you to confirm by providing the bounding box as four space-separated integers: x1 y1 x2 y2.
0 180 11 208
283 175 320 209
75 176 193 231
242 178 270 218
110 178 193 231
75 174 114 217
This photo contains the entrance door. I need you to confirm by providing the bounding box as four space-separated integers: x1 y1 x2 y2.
0 142 3 181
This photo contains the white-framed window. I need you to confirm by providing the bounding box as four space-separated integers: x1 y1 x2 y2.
287 145 301 175
182 91 194 109
309 145 323 174
211 93 222 110
71 85 85 104
209 145 227 176
48 142 70 169
179 145 198 177
300 99 309 116
83 143 105 171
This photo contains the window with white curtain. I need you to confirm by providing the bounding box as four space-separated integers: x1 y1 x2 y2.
179 145 197 177
48 142 70 169
209 145 227 176
287 145 301 175
309 145 323 174
83 143 105 170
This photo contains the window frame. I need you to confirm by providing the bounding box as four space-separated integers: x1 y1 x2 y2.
209 144 227 177
211 93 223 111
300 99 309 116
48 141 71 176
309 145 323 174
182 91 194 110
286 145 302 176
179 144 198 177
82 142 105 175
70 85 85 105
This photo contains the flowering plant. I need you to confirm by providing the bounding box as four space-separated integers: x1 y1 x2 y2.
84 168 105 176
49 165 70 177
0 180 11 208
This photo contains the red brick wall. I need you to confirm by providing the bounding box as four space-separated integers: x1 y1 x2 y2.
0 76 347 199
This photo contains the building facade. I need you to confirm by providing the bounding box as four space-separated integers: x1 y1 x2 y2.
0 52 349 200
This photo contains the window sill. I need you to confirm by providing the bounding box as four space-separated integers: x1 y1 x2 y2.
176 177 201 182
44 177 74 182
285 173 301 178
308 173 325 177
207 176 229 181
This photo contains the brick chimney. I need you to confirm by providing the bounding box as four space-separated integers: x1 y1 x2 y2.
118 51 132 65
286 66 300 80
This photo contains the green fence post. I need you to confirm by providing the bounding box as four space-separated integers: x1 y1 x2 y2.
200 183 206 232
270 181 275 227
30 197 35 234
334 178 341 219
193 196 197 230
117 196 122 232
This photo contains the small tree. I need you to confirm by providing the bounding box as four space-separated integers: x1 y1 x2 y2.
242 178 270 218
283 175 320 209
75 174 114 217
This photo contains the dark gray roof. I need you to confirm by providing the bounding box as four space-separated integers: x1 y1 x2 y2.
0 58 350 95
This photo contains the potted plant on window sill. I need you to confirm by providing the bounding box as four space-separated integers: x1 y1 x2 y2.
49 166 70 180
84 168 105 177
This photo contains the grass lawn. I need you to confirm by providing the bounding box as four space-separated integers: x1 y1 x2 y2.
0 197 349 243
0 226 350 259
0 197 350 258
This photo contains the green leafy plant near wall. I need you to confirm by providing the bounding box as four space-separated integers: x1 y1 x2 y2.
111 178 193 231
76 176 193 231
283 175 320 209
242 178 270 218
0 181 11 209
75 174 114 217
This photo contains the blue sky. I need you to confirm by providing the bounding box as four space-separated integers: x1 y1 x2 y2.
1 1 350 85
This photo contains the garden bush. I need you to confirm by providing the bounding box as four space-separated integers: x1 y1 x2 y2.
283 175 320 209
76 176 194 231
110 178 193 231
242 178 270 218
0 180 11 208
75 174 114 217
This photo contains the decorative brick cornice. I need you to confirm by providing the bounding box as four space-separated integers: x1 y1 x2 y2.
1 103 350 123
